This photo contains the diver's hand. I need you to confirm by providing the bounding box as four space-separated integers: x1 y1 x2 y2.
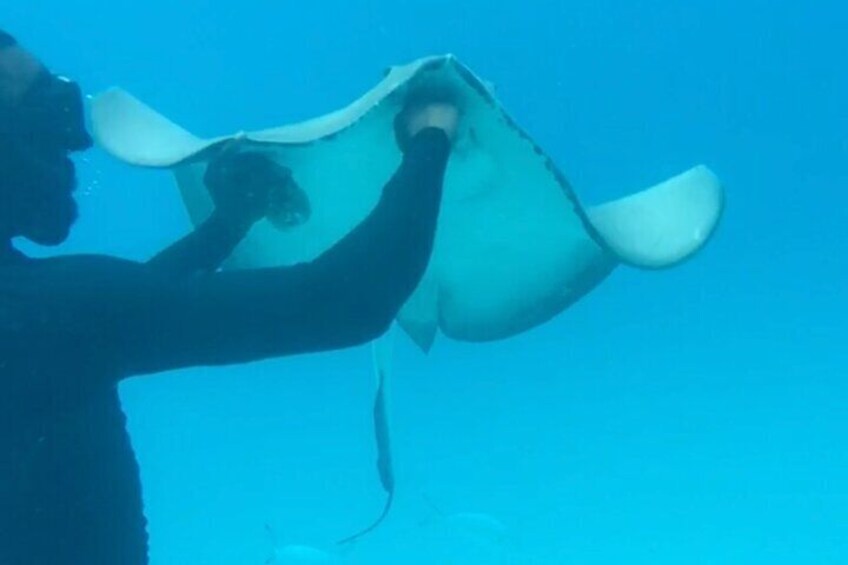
394 102 459 153
203 144 292 232
405 103 459 141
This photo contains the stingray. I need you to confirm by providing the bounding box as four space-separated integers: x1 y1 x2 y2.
90 54 723 544
263 524 343 564
418 496 512 564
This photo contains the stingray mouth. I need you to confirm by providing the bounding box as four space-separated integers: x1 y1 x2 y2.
265 171 311 230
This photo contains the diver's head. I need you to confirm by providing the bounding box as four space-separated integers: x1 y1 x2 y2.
0 30 93 246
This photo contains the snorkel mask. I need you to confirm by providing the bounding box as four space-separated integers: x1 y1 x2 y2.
0 29 92 154
16 70 93 153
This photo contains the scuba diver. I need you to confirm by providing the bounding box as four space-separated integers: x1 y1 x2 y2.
0 30 458 564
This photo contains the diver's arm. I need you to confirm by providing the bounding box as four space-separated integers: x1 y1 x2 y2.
146 212 247 278
116 128 451 376
146 147 277 278
147 143 296 279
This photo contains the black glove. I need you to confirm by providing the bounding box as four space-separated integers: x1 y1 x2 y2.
203 143 295 231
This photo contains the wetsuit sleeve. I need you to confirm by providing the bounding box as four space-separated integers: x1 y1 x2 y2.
114 128 451 377
145 213 245 279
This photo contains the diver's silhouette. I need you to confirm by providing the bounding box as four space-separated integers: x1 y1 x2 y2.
0 30 457 564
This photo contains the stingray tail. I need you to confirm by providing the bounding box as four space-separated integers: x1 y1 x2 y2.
337 331 397 545
336 490 395 546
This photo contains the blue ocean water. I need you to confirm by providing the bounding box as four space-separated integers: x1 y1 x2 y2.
5 1 847 563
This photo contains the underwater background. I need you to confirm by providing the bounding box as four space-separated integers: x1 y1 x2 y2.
5 0 847 563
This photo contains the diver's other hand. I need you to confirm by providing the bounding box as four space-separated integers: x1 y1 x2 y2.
203 147 291 231
405 103 459 142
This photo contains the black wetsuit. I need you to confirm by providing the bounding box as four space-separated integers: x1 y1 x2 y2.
0 129 450 564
